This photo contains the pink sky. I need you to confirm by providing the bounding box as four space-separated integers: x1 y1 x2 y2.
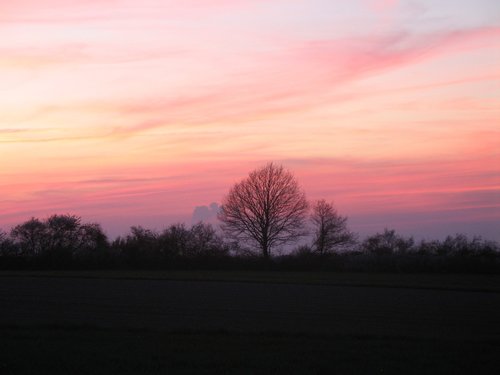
1 0 499 240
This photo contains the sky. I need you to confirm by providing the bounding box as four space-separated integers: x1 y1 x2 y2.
1 0 499 241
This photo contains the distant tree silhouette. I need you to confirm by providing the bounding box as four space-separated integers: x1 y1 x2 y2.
114 226 160 266
158 223 190 258
10 215 108 263
10 217 46 256
3 213 499 272
185 222 229 258
77 223 108 254
112 222 229 266
311 199 356 254
44 215 82 256
218 163 308 258
362 229 414 255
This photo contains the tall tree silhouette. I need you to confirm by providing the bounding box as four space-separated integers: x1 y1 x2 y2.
219 163 308 258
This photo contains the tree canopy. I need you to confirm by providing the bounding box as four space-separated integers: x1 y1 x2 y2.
311 199 356 254
218 163 309 258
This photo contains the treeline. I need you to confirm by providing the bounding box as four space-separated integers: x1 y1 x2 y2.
0 215 229 269
1 214 499 273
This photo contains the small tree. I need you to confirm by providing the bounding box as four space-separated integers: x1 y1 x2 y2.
77 223 108 255
362 229 414 255
185 222 229 258
311 199 356 254
44 214 81 255
158 223 190 258
124 226 160 261
10 217 46 256
218 163 308 258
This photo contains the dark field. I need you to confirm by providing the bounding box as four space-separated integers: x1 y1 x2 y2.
1 272 500 374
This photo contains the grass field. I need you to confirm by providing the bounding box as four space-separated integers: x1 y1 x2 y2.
1 271 499 374
2 269 500 292
1 326 499 375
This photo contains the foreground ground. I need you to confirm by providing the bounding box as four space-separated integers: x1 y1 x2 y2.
1 271 499 374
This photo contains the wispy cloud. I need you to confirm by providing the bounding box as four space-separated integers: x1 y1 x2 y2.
1 0 498 240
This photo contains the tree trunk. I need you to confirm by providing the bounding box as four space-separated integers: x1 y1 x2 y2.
262 239 269 258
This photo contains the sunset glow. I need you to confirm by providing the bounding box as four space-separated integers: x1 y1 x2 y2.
1 0 499 239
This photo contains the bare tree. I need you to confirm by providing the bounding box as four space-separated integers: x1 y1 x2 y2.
218 163 308 258
362 228 413 255
311 199 356 254
10 217 46 256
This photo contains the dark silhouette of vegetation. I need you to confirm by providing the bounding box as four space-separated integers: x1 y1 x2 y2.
4 214 108 268
1 165 499 273
110 222 230 268
1 216 499 273
218 162 309 258
311 199 356 254
362 228 414 255
0 229 15 257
